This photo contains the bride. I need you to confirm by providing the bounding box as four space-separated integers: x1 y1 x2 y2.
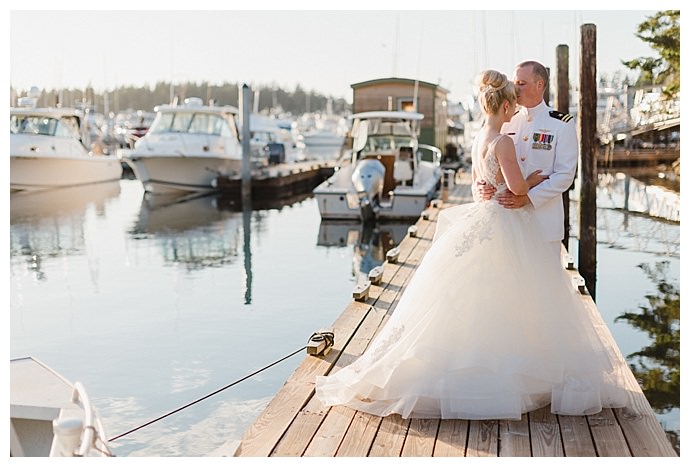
315 70 629 420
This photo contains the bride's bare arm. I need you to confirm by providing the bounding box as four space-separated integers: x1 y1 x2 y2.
495 137 530 195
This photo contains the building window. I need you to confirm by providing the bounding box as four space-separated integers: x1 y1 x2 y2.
398 98 417 112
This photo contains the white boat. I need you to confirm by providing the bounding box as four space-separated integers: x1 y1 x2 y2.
312 111 442 221
299 114 346 147
10 356 114 457
247 114 307 165
122 97 243 194
10 97 123 192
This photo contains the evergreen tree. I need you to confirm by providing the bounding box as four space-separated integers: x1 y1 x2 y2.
622 10 680 98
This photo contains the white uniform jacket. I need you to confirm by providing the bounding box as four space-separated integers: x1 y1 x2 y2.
501 101 578 242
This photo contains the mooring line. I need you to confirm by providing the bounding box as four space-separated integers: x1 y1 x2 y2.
108 345 306 442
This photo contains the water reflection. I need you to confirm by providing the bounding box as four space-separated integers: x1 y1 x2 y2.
130 192 242 271
614 261 680 454
10 181 122 281
570 171 680 259
317 220 413 282
597 170 680 222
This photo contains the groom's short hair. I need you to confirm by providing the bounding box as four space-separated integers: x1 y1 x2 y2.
517 60 549 87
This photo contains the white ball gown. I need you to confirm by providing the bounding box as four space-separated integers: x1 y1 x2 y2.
316 135 630 420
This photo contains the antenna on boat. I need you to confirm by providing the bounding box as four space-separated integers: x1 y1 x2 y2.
392 13 400 76
412 17 425 112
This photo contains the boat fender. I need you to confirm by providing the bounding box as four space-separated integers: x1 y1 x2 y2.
51 418 84 456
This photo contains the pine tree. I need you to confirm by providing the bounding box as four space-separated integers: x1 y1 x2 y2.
622 10 680 99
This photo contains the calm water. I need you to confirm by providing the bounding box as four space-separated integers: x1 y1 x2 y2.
9 167 680 457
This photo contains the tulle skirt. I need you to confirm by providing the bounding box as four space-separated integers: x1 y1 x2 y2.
316 200 630 420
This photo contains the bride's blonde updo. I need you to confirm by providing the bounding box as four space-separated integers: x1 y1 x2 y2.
477 70 517 115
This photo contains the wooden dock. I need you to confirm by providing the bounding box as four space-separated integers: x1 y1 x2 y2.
233 171 677 457
215 160 335 200
597 148 680 168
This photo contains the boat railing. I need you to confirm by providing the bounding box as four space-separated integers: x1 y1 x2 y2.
51 382 114 457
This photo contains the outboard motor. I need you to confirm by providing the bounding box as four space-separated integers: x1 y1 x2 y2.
351 158 385 223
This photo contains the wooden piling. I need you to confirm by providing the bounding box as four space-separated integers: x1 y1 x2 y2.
555 44 572 250
578 24 598 300
240 84 252 200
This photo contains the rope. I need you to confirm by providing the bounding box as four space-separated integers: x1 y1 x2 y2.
108 345 306 442
308 331 334 352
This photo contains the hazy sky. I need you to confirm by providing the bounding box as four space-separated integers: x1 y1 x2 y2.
8 4 674 105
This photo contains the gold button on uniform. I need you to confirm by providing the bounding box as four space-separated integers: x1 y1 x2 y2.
523 136 528 141
527 117 533 122
520 156 526 161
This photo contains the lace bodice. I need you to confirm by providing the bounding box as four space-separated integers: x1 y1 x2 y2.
474 134 508 194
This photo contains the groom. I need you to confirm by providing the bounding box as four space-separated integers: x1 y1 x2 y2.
474 60 578 259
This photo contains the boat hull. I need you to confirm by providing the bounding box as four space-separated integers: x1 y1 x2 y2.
314 173 440 220
123 155 243 194
10 156 123 192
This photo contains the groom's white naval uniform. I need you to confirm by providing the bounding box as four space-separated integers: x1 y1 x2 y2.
501 100 578 257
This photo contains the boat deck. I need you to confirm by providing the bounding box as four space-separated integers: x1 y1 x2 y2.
233 170 677 457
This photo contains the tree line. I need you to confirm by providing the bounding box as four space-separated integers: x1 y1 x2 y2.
10 81 352 117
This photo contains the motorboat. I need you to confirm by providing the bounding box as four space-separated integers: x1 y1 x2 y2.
10 356 114 457
10 95 123 192
122 97 244 194
298 112 347 160
247 114 307 165
312 111 442 221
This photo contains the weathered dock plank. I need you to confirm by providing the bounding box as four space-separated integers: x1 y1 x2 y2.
466 420 499 457
560 415 597 456
433 419 469 456
530 406 564 456
500 416 531 456
401 418 440 457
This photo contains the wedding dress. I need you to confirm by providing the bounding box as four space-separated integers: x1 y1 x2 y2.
315 134 630 420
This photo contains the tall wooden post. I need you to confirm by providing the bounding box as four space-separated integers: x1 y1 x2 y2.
578 24 597 300
240 84 252 200
555 44 571 250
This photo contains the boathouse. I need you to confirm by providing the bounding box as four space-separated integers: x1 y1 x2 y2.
351 78 449 153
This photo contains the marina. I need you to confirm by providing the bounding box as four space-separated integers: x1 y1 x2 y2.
9 10 680 458
9 166 679 457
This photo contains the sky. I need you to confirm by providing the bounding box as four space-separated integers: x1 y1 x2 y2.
8 3 677 107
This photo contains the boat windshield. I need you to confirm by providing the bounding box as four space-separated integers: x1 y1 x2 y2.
363 135 416 152
148 112 236 138
10 115 80 138
366 120 416 137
